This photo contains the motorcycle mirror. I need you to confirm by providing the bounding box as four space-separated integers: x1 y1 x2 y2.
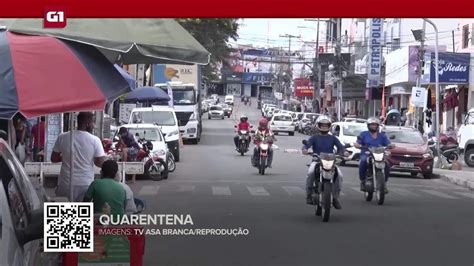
302 140 308 145
344 143 352 148
389 135 396 140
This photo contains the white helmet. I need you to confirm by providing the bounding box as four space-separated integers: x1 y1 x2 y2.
367 116 381 132
316 115 332 133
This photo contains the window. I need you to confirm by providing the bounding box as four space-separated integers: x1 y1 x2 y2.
385 130 425 144
462 25 469 49
127 128 161 142
342 124 366 136
274 116 292 122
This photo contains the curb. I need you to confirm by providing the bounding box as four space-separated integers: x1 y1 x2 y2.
434 172 474 191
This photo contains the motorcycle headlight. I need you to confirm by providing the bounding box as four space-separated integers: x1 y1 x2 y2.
187 128 197 133
373 153 384 162
423 151 433 159
260 143 269 150
154 149 166 156
321 159 335 170
322 170 334 180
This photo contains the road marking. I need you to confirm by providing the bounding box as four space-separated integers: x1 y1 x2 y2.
391 188 420 198
247 186 270 196
137 185 160 196
176 185 195 192
282 186 305 196
453 192 474 199
420 190 459 199
212 186 232 196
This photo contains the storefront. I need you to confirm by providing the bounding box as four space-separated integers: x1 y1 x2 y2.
242 73 273 97
421 52 471 131
222 73 242 96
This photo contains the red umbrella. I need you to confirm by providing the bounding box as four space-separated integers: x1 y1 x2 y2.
0 30 131 119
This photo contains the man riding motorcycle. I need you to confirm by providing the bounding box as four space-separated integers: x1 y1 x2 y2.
252 117 275 168
234 115 251 150
354 117 393 192
302 115 347 209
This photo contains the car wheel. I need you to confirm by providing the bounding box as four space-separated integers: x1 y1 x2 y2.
464 148 474 167
422 171 433 179
410 172 418 177
208 116 211 120
173 148 180 162
289 132 295 136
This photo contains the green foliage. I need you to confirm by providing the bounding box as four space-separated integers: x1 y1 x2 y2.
177 19 239 81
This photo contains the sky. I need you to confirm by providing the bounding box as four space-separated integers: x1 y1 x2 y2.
236 19 462 52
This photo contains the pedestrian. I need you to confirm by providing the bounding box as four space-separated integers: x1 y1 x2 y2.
31 116 46 161
84 160 126 216
51 112 106 201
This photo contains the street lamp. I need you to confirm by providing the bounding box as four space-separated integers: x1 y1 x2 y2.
423 18 441 168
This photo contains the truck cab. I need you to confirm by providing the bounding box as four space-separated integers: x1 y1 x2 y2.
154 82 202 144
458 108 474 167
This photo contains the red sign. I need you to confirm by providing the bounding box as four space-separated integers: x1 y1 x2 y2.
44 8 67 28
294 78 313 97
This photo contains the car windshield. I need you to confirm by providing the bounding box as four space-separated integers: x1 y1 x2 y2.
210 106 222 111
274 116 292 121
466 111 474 124
132 111 176 126
159 86 196 105
342 124 366 136
297 114 304 120
385 130 425 144
126 128 162 141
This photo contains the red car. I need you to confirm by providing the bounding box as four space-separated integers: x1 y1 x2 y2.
383 126 434 179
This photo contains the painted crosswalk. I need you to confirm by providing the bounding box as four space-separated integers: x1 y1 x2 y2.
133 184 473 200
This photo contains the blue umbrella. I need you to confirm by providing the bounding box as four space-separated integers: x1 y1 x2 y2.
114 64 136 90
125 86 170 102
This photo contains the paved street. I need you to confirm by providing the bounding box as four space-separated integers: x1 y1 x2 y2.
128 99 474 266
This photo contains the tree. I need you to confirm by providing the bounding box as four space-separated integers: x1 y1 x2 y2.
177 19 239 81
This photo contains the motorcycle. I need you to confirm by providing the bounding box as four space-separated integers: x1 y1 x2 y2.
254 135 274 175
361 146 390 205
428 134 459 164
235 126 253 156
136 139 169 181
303 140 345 222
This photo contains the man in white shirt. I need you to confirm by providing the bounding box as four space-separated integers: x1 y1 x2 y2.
51 112 105 201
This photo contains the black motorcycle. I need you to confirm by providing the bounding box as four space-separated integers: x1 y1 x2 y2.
303 140 344 222
362 146 390 205
235 127 252 156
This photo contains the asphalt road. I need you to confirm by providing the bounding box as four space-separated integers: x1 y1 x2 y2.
128 98 474 266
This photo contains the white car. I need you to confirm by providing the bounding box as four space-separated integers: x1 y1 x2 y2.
342 117 367 123
128 106 181 161
298 113 319 132
208 105 225 120
262 104 276 116
224 95 234 105
459 108 474 167
270 114 296 136
266 106 277 118
210 94 220 104
330 122 367 164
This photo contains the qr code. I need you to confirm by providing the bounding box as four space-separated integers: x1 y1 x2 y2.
44 202 94 252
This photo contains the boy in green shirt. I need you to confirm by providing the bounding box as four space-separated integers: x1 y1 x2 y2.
84 160 126 215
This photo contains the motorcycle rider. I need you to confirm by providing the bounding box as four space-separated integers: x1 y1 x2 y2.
234 115 251 150
302 115 347 209
354 117 393 192
252 117 275 168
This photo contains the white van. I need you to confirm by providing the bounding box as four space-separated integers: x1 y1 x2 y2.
129 106 181 162
225 95 234 105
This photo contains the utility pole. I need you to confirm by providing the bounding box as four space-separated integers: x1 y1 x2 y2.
305 19 322 113
280 34 301 110
415 21 426 130
335 18 343 121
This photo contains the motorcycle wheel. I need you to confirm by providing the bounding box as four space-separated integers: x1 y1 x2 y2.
376 171 385 205
446 152 459 163
322 182 332 222
144 158 169 181
364 180 373 202
315 205 322 216
259 156 266 175
167 153 176 173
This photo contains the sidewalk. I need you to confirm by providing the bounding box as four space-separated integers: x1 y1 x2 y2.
433 161 474 190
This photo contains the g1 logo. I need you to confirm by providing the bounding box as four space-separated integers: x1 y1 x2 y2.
44 9 67 28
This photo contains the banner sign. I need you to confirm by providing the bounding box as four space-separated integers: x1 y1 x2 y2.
367 18 384 87
294 78 313 97
242 73 273 84
411 87 427 108
421 52 470 84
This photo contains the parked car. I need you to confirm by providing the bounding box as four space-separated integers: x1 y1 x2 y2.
266 107 277 119
298 113 319 133
0 139 59 266
330 122 366 164
128 106 181 162
270 114 296 136
458 108 474 167
383 126 434 179
208 105 225 120
342 117 367 123
220 103 233 118
210 94 219 104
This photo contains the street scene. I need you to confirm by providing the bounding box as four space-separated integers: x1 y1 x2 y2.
0 18 473 266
